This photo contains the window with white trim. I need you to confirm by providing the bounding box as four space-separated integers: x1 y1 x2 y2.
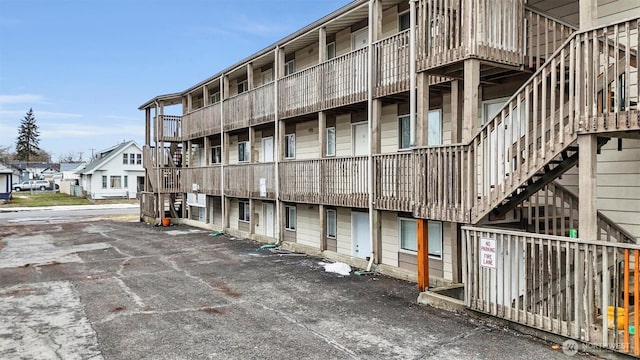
124 175 128 188
285 134 295 159
237 80 248 94
136 154 142 165
326 209 337 239
428 221 443 259
238 142 249 163
284 60 295 76
326 127 336 156
285 205 296 231
427 109 442 146
209 91 221 104
238 200 250 222
326 42 336 60
211 146 221 164
122 153 128 165
399 218 417 252
398 11 410 31
398 115 411 149
129 153 135 164
102 176 107 189
110 176 122 189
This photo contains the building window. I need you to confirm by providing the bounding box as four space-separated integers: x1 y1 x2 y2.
399 218 443 259
284 59 295 76
209 91 221 104
102 176 107 189
326 127 336 157
262 70 273 84
237 80 248 94
124 176 128 188
428 109 442 146
428 221 443 259
285 205 296 231
238 142 249 162
211 146 222 164
399 218 417 252
110 176 122 189
238 200 250 222
399 11 410 31
136 154 142 165
398 115 411 149
122 153 128 165
285 134 295 159
129 153 135 164
326 42 336 60
326 209 337 239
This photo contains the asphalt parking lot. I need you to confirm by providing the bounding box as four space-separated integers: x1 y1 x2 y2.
0 219 585 359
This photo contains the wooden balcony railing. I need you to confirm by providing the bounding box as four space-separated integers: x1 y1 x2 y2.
154 115 182 142
374 152 414 212
182 102 222 139
524 8 575 70
223 83 275 131
279 156 368 208
374 30 410 97
224 163 276 199
181 166 222 195
463 226 640 356
278 48 369 119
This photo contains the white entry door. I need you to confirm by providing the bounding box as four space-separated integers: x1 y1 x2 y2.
352 28 368 50
352 122 368 156
351 211 370 259
263 203 275 238
262 137 274 162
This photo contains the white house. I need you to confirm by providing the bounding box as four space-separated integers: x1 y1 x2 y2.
0 164 13 201
76 141 144 199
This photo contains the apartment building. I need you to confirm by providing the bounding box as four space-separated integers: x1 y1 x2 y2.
139 0 640 355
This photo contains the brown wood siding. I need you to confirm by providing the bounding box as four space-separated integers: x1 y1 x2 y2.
398 252 444 278
238 221 249 233
326 238 337 252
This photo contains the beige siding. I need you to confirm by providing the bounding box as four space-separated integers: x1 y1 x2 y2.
335 27 351 57
441 223 453 281
229 135 239 164
381 6 399 39
296 205 321 248
295 120 320 160
441 94 452 145
336 207 352 256
598 1 640 25
294 43 319 72
209 196 223 225
380 211 399 266
252 130 264 162
380 104 399 153
335 114 352 156
229 199 239 230
596 139 640 241
253 200 265 236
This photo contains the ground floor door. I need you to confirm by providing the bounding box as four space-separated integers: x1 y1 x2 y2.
137 176 145 192
351 211 370 259
263 203 275 238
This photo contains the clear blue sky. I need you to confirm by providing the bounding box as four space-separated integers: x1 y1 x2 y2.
0 0 351 161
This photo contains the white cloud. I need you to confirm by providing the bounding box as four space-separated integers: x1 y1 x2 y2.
0 94 45 105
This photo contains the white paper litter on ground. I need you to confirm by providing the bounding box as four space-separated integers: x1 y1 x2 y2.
322 262 351 276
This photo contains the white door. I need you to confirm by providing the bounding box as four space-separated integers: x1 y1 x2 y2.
351 211 370 259
263 203 275 238
352 123 368 156
352 28 368 50
262 137 274 162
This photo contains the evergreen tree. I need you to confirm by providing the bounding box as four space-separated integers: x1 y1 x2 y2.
15 108 40 161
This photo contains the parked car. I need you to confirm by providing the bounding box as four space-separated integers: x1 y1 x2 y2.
12 180 52 191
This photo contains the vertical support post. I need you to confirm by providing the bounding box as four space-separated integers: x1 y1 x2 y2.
319 204 327 250
409 0 417 146
578 135 597 240
274 46 283 243
625 249 630 352
249 127 255 163
451 80 463 143
319 111 326 157
247 63 254 90
416 72 429 146
635 250 640 355
187 93 193 113
417 219 430 292
204 136 211 166
319 27 327 62
220 75 226 231
202 85 208 107
463 59 480 142
366 0 377 267
579 0 597 30
249 199 256 236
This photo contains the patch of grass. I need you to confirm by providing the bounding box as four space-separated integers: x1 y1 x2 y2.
4 192 93 207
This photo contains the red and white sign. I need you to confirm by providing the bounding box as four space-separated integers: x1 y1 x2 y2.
479 237 497 269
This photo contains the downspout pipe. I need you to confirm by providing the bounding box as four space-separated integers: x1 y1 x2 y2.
367 0 375 271
409 0 417 147
220 75 225 232
274 45 282 245
154 100 163 224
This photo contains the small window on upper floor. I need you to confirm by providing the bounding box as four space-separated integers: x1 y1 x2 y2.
211 146 221 164
209 91 221 104
136 154 142 165
284 60 296 76
238 142 249 163
122 153 128 165
326 42 336 60
326 127 336 157
399 11 410 31
285 134 295 159
398 115 411 149
237 80 248 94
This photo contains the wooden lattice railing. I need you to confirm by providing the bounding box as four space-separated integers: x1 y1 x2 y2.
182 102 221 140
154 115 182 142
